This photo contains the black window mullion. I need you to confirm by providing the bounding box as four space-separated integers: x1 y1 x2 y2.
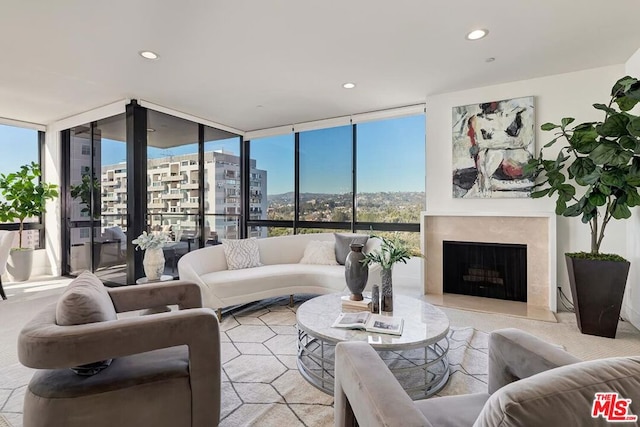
294 132 300 234
198 125 205 247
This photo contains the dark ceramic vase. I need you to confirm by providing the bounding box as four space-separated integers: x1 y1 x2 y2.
381 268 393 313
345 243 368 301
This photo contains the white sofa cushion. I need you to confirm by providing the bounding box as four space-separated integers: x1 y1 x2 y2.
222 237 262 270
299 241 339 265
200 264 346 299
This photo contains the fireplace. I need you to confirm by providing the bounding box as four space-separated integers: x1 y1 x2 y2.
422 213 556 312
443 241 527 302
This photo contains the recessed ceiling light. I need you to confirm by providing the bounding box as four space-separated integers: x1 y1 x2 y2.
139 50 159 60
466 29 488 40
342 82 356 89
147 128 155 132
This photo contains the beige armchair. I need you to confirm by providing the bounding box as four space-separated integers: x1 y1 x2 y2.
18 272 221 427
335 328 640 427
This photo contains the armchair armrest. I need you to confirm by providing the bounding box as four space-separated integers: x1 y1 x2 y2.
335 341 433 427
18 304 219 372
107 280 202 312
488 328 582 393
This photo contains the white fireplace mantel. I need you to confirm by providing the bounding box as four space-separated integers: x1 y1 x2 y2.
420 211 557 313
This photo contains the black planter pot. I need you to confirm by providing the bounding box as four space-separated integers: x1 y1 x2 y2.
565 255 630 339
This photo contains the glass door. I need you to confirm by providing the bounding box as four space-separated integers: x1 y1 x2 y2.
66 113 128 285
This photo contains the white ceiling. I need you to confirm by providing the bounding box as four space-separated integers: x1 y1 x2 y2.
1 0 639 133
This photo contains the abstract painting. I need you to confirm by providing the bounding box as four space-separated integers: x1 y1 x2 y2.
452 96 534 198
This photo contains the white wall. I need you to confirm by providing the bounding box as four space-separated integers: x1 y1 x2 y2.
624 48 640 328
425 64 628 310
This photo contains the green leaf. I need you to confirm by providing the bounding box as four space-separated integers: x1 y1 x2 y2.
600 170 625 188
619 135 638 150
561 117 575 129
615 96 639 111
541 122 560 131
593 103 618 115
569 128 599 154
612 76 638 96
627 117 640 138
610 201 632 219
530 188 550 198
596 114 630 137
555 199 567 215
626 187 640 207
543 137 559 148
589 141 620 164
598 183 612 196
557 183 576 202
588 191 606 206
564 202 583 217
568 157 596 179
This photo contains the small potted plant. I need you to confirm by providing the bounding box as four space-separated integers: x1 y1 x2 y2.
525 75 640 338
0 162 58 281
361 234 414 313
132 231 172 281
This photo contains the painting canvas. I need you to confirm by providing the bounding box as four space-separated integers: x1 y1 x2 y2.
452 96 535 198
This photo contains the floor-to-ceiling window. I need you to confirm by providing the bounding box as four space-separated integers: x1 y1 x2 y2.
248 134 295 236
61 103 243 284
245 110 425 248
298 125 353 231
0 124 44 248
145 110 199 276
355 114 425 249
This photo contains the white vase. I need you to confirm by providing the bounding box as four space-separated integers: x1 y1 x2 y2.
143 248 165 281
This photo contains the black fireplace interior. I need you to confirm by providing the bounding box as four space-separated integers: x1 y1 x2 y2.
443 240 527 302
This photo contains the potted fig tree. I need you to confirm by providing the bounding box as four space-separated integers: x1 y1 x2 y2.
0 162 59 281
525 75 640 338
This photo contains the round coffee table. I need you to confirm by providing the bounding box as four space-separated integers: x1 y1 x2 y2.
296 293 450 399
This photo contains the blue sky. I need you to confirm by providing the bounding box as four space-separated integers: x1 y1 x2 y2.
1 115 425 195
0 125 39 176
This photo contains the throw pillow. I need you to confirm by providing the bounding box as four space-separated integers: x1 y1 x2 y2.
334 233 369 265
56 271 117 326
56 271 116 376
222 238 262 270
300 240 339 265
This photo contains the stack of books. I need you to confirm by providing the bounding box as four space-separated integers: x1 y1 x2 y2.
341 295 372 311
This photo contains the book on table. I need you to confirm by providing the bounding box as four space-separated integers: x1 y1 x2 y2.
331 312 404 336
340 295 371 311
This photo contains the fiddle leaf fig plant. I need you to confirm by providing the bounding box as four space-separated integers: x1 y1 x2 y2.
70 174 101 219
0 162 59 249
524 76 640 257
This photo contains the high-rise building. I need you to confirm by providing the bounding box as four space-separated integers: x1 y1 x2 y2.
100 150 267 240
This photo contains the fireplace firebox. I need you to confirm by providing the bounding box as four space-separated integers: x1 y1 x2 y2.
443 240 527 302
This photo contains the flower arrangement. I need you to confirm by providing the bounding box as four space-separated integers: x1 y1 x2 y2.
132 231 171 250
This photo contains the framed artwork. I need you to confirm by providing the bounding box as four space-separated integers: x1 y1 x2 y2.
452 96 535 198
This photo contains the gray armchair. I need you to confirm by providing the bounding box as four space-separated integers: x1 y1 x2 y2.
18 272 221 427
335 328 640 427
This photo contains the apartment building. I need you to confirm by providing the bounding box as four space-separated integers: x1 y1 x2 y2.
101 150 267 241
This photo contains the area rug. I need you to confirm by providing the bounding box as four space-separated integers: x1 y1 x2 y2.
0 415 11 427
218 295 489 426
0 295 489 427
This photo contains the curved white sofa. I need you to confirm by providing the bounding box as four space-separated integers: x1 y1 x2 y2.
177 233 381 312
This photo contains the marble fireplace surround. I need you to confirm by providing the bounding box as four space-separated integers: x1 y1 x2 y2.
421 212 557 313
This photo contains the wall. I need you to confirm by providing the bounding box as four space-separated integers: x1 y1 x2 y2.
624 48 640 329
425 64 628 310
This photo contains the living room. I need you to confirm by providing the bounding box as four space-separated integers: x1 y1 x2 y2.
2 1 640 426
